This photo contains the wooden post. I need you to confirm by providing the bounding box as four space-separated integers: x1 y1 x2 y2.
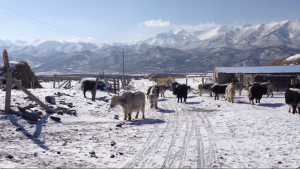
59 80 68 88
3 50 9 67
53 74 57 88
69 78 72 88
118 78 120 91
202 77 204 84
277 74 279 93
4 68 13 114
186 76 188 85
12 78 54 113
92 78 99 102
113 78 116 94
32 77 35 89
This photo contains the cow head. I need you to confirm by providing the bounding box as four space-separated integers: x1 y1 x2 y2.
110 95 119 108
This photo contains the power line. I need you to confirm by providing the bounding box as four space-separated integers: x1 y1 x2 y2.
0 11 76 38
0 5 82 38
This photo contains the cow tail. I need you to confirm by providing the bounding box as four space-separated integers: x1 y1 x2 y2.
247 86 252 99
80 81 85 91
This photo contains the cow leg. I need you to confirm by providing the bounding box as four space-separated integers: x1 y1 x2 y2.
177 97 179 103
135 111 139 119
128 110 132 121
209 91 212 97
292 105 297 114
83 89 87 98
123 110 127 120
184 97 187 102
271 91 273 97
288 105 291 113
298 107 300 114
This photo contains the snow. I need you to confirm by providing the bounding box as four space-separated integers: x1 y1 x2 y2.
286 54 300 61
0 78 300 168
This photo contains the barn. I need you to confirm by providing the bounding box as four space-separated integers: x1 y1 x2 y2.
213 65 300 88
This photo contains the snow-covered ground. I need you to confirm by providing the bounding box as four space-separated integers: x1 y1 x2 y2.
0 78 300 168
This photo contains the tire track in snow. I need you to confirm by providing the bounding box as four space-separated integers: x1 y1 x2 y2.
161 102 182 168
122 101 176 168
197 112 218 167
169 104 194 168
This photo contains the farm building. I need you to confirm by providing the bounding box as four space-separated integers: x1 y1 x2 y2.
213 65 300 88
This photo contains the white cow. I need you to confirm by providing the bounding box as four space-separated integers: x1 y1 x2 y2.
148 86 159 109
110 91 145 121
225 83 236 103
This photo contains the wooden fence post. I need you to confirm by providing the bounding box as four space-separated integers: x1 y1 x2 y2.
186 76 188 85
113 78 116 94
53 74 57 88
92 78 99 101
32 77 35 89
118 78 120 91
5 68 13 114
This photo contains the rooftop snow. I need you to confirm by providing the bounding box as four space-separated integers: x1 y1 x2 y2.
215 65 300 74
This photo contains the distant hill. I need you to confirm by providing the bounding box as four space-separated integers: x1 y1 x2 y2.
1 19 300 74
266 54 300 66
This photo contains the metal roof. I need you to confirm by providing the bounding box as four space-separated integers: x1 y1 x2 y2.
215 65 300 74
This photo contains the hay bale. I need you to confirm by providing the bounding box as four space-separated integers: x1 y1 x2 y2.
9 61 43 88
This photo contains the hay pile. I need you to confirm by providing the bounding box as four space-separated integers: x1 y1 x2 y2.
2 61 42 88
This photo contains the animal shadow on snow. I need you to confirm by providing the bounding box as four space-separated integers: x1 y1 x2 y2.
158 98 167 102
258 103 285 108
128 118 165 126
185 102 201 105
7 113 52 150
157 108 175 113
187 96 197 99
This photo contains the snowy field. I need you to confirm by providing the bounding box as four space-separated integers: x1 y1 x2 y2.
0 78 300 168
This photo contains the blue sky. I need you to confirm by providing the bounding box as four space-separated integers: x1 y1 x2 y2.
0 0 300 43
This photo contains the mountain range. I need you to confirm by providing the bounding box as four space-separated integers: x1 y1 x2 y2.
1 19 300 75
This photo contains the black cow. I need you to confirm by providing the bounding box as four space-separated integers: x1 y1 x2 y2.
174 84 189 103
211 84 228 100
81 80 106 98
247 84 263 105
285 88 300 114
171 81 179 95
288 83 300 89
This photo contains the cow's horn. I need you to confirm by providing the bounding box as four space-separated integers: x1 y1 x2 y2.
108 92 112 96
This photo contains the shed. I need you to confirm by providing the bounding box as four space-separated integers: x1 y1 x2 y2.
213 65 300 88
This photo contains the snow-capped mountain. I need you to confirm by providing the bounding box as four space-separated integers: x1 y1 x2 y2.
1 19 300 74
141 28 199 47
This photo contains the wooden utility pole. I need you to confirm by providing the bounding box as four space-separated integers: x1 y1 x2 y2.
122 51 125 88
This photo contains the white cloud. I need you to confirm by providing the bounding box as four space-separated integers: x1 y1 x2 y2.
140 19 170 27
173 22 221 31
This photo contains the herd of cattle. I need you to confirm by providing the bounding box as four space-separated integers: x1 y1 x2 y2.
78 79 300 120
